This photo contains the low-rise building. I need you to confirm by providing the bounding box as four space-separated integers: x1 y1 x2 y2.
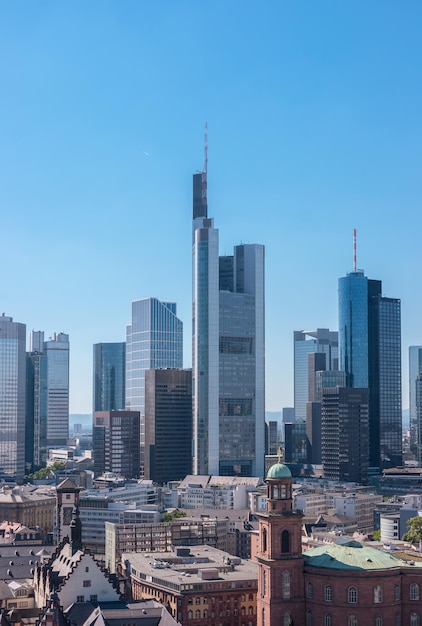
0 485 55 539
122 545 257 626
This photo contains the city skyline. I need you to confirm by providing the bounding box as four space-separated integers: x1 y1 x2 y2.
0 2 420 414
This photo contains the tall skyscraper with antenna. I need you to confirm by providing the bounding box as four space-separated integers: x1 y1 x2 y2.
338 231 402 472
192 128 265 477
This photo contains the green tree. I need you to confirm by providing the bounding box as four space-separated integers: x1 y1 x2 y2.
402 516 422 544
27 461 66 480
372 529 381 541
162 509 187 522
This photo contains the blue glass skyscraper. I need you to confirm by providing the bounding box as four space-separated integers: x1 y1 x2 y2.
338 269 402 471
93 342 125 412
126 298 183 472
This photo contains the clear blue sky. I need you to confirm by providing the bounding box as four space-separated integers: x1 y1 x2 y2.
0 1 421 414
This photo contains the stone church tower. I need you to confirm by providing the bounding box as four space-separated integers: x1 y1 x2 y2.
256 458 304 626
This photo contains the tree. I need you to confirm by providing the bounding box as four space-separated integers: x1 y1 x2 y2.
27 461 66 480
402 516 422 544
162 509 187 522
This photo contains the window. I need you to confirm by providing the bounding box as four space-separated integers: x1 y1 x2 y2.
348 586 358 604
325 615 332 626
248 593 253 600
248 607 253 615
83 580 91 587
411 615 420 626
283 612 292 626
410 584 420 600
241 607 246 616
375 617 382 626
374 585 382 603
262 528 267 553
262 609 265 626
306 610 312 626
394 585 400 601
187 611 193 620
325 585 333 602
85 567 89 572
282 571 290 599
281 530 290 553
203 611 208 619
196 598 201 605
263 570 267 596
307 582 313 599
188 599 193 605
90 595 98 602
77 596 84 603
348 617 358 626
195 610 200 618
395 615 400 626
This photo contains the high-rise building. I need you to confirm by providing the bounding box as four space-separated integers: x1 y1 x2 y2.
339 269 402 472
0 314 26 478
293 329 338 421
321 386 369 484
125 298 183 471
93 342 125 412
44 333 70 449
93 410 141 479
192 153 265 478
144 368 192 484
409 346 422 451
26 331 70 469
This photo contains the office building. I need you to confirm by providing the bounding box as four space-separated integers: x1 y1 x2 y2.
409 346 422 451
416 374 422 466
339 269 402 471
266 420 278 455
192 153 265 477
0 314 26 478
321 386 369 484
284 421 308 464
144 368 192 484
44 332 70 449
293 329 338 421
93 342 125 412
26 331 70 468
93 410 141 478
126 298 183 470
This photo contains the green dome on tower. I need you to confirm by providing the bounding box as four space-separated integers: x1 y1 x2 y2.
266 462 292 479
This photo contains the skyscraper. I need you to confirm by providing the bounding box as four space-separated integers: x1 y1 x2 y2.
125 298 183 471
44 333 70 449
192 146 265 477
293 329 338 421
0 314 26 478
144 368 192 484
338 269 402 471
409 346 422 451
93 410 140 479
93 342 125 412
26 331 70 468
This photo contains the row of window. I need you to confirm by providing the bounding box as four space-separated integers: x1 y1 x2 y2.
281 611 420 626
306 582 420 603
187 608 253 619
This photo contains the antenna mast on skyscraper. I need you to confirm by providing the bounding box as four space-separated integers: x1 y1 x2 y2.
202 122 208 212
353 228 357 271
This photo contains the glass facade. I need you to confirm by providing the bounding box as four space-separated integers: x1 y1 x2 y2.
192 170 265 477
93 342 125 412
126 298 183 470
409 346 422 450
44 333 70 448
338 271 402 472
0 315 26 478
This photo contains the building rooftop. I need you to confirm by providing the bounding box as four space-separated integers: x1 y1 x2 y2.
266 463 292 480
122 545 257 591
303 539 414 571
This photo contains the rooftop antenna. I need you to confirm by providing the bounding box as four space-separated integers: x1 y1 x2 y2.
202 122 208 211
353 228 357 272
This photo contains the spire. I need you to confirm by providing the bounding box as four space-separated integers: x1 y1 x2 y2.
353 228 357 271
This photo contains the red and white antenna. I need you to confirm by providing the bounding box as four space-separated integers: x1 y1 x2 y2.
353 228 357 271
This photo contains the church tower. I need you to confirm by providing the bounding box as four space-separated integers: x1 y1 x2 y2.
256 457 304 626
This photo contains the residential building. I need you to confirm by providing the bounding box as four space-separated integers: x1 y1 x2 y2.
321 386 369 484
123 544 258 626
0 485 55 539
93 342 125 412
339 269 402 472
0 314 26 478
93 410 140 478
192 157 265 477
126 298 183 472
144 368 192 484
